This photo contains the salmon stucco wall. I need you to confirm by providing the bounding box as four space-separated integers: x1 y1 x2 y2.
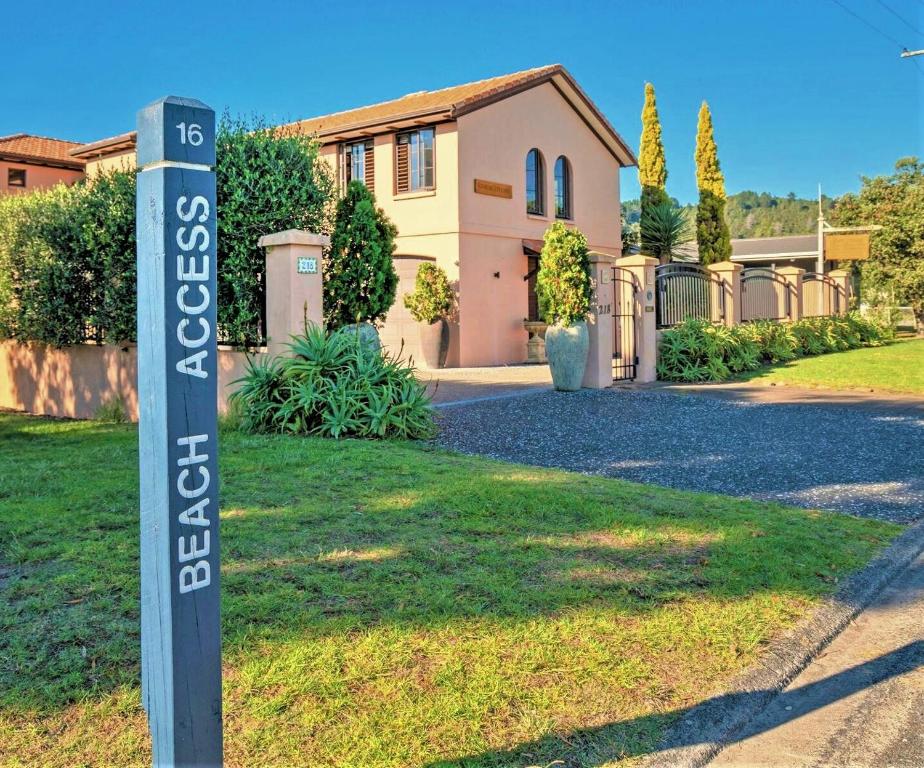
0 161 84 194
454 81 623 366
319 125 462 368
84 150 137 178
0 341 257 421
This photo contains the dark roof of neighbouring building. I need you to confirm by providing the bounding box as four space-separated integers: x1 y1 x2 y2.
731 235 818 258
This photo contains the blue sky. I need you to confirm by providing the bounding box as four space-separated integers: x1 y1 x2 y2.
3 0 922 203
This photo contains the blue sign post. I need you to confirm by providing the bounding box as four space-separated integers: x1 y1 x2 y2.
136 96 222 766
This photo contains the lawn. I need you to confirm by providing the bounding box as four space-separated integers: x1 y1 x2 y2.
0 413 900 768
739 338 924 395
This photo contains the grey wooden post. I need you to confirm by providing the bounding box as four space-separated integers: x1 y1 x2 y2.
137 96 223 766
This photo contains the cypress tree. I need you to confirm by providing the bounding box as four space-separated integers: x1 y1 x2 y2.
694 101 732 265
324 181 399 328
638 82 670 256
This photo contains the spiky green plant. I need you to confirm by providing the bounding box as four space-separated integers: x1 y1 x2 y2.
639 203 692 263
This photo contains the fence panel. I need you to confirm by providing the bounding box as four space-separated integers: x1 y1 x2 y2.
741 268 791 322
655 264 725 328
803 272 839 317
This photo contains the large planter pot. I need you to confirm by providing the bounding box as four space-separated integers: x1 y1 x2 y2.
418 318 450 369
544 320 589 392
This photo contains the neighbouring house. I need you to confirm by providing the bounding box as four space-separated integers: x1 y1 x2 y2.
71 64 636 366
0 134 85 194
731 234 820 270
69 131 136 177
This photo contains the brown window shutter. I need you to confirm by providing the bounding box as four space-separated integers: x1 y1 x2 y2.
395 139 409 194
342 144 351 188
364 143 375 190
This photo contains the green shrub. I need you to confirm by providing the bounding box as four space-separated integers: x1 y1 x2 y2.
324 181 398 329
94 396 129 423
403 263 455 323
217 115 334 345
658 311 895 383
536 221 591 326
230 325 434 439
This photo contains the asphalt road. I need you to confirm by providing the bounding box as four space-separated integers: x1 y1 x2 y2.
709 552 924 768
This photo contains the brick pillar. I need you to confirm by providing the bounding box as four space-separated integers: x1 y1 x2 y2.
614 254 658 383
828 269 850 315
776 266 805 322
707 261 743 327
258 230 330 356
583 251 616 389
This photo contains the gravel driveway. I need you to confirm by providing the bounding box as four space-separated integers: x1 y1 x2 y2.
435 388 924 523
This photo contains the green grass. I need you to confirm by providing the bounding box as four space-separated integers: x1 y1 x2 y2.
0 413 900 768
738 338 924 395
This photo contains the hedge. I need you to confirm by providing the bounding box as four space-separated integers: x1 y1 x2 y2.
0 115 333 347
657 313 895 383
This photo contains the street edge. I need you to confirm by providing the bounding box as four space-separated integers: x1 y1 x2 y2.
642 516 924 768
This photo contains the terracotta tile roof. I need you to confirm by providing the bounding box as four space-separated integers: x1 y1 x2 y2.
68 65 637 167
287 64 636 165
290 65 562 136
0 133 85 168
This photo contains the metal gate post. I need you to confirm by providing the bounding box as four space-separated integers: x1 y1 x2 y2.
707 261 743 327
583 251 616 389
614 255 658 383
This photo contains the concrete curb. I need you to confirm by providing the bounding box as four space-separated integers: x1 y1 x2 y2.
643 517 924 768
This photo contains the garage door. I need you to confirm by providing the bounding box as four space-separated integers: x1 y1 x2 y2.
379 256 433 365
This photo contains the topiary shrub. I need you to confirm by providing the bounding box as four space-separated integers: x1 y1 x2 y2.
324 181 398 329
403 263 455 324
535 221 591 326
229 325 434 439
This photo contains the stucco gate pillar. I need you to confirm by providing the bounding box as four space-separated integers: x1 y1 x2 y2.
828 269 851 315
614 254 658 383
707 261 743 327
259 230 331 357
583 252 616 389
776 266 804 322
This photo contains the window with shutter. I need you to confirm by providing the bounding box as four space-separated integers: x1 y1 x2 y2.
395 128 434 194
342 141 374 191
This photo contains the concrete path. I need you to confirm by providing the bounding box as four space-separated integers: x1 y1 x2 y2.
710 552 924 768
423 364 552 406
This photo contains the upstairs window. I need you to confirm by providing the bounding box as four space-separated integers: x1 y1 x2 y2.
395 128 434 193
7 168 26 188
342 140 374 189
554 156 572 219
525 148 544 215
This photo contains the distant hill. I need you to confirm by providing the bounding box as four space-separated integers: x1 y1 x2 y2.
622 192 836 239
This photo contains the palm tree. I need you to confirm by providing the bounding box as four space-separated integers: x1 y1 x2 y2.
640 202 693 264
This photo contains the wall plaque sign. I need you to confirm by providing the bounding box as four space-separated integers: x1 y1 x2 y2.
297 256 318 274
136 96 222 767
474 179 513 199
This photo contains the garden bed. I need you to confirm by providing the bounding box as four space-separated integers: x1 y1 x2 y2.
0 413 899 767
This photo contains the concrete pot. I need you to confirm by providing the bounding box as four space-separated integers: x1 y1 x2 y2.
544 320 589 391
418 318 449 369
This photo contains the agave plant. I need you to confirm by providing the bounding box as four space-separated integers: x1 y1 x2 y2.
640 202 693 264
229 324 435 440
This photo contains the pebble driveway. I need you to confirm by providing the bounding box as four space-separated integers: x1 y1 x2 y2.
435 388 924 523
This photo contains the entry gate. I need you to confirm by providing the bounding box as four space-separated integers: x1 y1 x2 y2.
612 267 639 381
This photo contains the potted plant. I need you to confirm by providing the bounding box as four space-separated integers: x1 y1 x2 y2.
404 263 455 368
535 221 592 391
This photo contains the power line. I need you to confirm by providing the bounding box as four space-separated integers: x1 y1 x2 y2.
874 0 924 38
829 0 908 49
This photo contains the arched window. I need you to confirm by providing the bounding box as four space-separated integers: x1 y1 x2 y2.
525 148 545 215
554 156 572 219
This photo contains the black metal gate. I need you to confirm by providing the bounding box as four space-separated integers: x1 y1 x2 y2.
612 267 639 381
654 263 726 328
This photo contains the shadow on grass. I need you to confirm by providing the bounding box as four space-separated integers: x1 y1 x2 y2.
0 415 896 732
425 641 924 767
